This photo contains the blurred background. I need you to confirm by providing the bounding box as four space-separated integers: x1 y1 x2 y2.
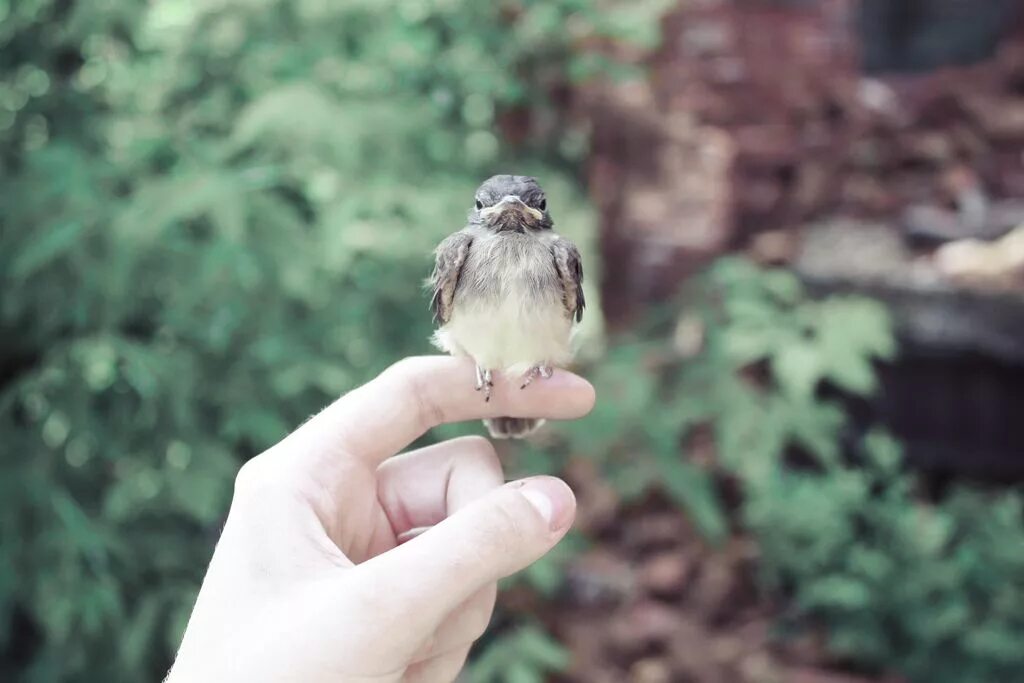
2 0 1024 681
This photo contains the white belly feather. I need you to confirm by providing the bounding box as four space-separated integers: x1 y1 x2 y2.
434 293 572 376
431 233 574 376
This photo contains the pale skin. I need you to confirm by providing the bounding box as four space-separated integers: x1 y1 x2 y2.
166 356 595 682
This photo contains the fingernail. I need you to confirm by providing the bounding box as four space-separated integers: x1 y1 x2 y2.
522 489 553 524
519 477 575 531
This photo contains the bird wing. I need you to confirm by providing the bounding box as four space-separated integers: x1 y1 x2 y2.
551 237 585 323
429 230 474 324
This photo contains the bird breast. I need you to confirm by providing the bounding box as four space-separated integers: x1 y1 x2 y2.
432 232 574 375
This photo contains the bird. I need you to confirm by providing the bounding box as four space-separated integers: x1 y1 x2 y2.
428 174 585 439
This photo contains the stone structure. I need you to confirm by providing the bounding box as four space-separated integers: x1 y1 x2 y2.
585 0 1024 474
587 0 1024 328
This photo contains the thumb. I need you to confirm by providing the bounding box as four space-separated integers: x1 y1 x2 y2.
356 476 575 621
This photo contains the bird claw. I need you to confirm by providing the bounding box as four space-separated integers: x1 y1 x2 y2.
520 364 553 389
475 365 493 402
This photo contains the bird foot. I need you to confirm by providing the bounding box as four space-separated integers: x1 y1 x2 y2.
520 364 554 389
475 365 493 402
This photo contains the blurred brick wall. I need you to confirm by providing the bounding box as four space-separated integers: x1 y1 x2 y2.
587 0 1024 327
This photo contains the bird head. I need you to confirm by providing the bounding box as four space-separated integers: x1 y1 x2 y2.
469 175 552 233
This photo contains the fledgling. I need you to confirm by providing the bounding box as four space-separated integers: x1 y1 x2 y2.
428 175 585 439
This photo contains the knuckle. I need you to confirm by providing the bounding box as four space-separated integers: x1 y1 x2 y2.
465 588 497 639
233 452 300 508
386 357 447 430
467 612 492 642
233 456 272 498
457 435 499 464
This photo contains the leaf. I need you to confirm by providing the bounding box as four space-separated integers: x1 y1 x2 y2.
522 556 561 596
762 268 804 303
120 596 164 673
818 298 896 360
165 588 197 654
120 170 241 237
465 624 569 683
51 489 110 561
10 220 86 279
716 387 788 473
231 83 342 150
863 429 903 474
823 351 877 396
656 455 728 544
771 341 824 399
166 450 234 525
520 532 586 595
800 575 873 611
505 662 544 683
787 399 845 465
209 197 246 242
517 625 571 670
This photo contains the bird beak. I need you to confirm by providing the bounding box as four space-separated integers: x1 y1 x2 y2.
480 195 544 223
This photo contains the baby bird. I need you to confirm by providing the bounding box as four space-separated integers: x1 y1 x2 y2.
429 175 585 438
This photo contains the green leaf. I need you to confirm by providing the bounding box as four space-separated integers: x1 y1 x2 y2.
801 575 873 611
10 220 86 279
120 596 164 673
721 326 782 365
465 624 569 682
818 298 896 360
165 589 197 654
517 625 571 670
787 400 845 465
771 341 824 399
762 268 804 304
505 662 544 683
656 456 728 544
120 170 241 236
519 532 586 595
823 351 877 395
863 429 903 474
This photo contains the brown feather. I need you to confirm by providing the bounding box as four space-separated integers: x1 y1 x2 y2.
428 230 474 324
550 237 585 323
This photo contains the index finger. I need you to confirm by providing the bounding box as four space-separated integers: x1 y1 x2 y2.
295 356 595 464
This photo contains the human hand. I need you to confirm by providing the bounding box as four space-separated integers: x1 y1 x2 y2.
167 356 595 682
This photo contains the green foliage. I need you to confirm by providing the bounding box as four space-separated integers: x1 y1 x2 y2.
560 258 898 542
507 530 589 597
557 257 1024 683
1 0 662 680
749 433 1024 683
466 623 570 683
6 1 1022 682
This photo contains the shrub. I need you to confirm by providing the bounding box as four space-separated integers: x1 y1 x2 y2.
0 1 662 679
545 258 1024 683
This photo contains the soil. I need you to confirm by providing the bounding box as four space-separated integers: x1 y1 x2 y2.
495 458 906 683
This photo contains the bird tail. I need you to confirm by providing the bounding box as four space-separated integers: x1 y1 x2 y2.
484 417 546 439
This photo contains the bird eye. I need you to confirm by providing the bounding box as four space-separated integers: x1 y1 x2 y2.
538 198 547 211
475 199 484 210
